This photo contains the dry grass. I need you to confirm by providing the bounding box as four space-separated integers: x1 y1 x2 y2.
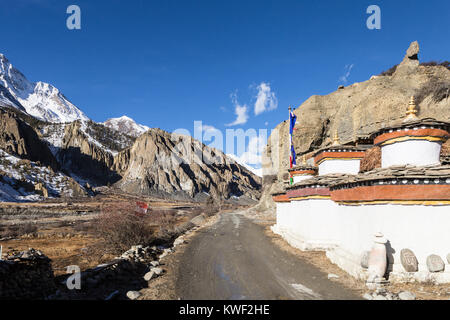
0 235 110 276
415 77 450 104
0 196 207 278
379 64 398 76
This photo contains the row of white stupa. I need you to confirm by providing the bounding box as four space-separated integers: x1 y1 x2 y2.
272 97 450 284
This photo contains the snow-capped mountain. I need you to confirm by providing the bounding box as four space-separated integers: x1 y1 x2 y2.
0 53 89 123
103 115 149 137
227 153 263 177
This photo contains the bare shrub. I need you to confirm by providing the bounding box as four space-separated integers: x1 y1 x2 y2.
72 221 93 234
203 197 219 217
1 223 37 238
379 64 398 76
415 78 450 105
1 226 18 238
54 220 72 228
420 60 450 70
17 223 38 235
93 202 155 254
147 209 179 243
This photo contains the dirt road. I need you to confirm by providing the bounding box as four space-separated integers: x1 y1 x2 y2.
176 211 360 300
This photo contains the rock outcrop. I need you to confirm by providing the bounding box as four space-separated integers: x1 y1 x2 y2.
263 41 450 182
0 109 59 170
259 41 449 210
56 121 121 184
115 128 261 201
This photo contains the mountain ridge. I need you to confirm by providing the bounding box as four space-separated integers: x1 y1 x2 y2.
0 53 89 123
103 115 150 138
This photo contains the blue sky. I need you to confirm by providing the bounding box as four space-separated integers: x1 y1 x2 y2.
1 0 449 169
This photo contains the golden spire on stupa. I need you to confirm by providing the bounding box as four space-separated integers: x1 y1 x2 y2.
403 96 419 123
302 155 307 166
332 130 340 146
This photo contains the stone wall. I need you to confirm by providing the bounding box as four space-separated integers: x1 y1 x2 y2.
272 200 450 284
0 249 56 299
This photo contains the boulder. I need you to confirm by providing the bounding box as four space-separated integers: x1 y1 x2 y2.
363 293 373 300
151 267 164 276
144 271 156 281
190 215 206 226
398 291 416 301
173 236 185 247
360 251 370 269
150 261 159 267
126 291 141 300
400 249 419 272
426 254 445 272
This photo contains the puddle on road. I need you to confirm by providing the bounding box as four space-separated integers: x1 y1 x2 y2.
231 214 240 229
290 283 322 299
215 263 246 300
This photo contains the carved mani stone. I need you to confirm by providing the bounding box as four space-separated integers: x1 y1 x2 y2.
361 251 370 269
426 254 445 273
400 249 418 272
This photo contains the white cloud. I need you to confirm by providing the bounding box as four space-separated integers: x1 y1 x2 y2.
254 82 278 115
200 124 219 133
226 93 249 126
227 135 266 177
339 64 354 83
227 153 262 177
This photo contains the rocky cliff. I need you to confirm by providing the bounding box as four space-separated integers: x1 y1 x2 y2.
0 109 58 170
114 128 262 202
55 121 122 184
263 42 450 182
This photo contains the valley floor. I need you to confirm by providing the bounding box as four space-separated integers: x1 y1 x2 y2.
0 194 204 276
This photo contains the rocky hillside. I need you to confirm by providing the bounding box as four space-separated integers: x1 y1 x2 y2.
263 41 450 182
0 108 58 170
114 128 261 202
0 109 89 201
42 120 135 185
0 105 261 202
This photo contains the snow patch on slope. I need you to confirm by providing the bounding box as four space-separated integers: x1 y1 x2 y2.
227 153 262 177
103 115 149 137
0 149 79 202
